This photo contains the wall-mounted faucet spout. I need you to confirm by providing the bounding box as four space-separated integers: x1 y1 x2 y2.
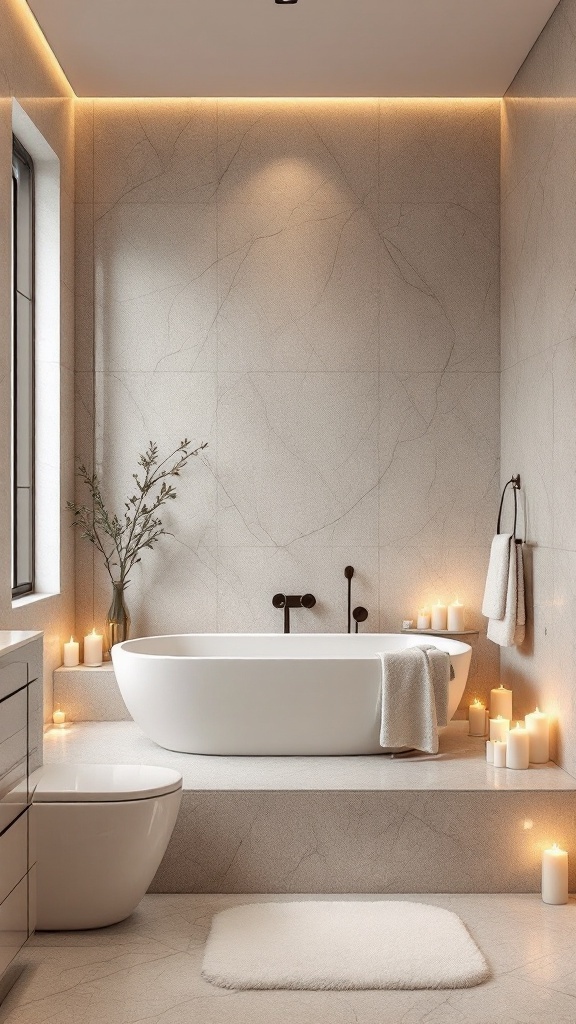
272 593 316 633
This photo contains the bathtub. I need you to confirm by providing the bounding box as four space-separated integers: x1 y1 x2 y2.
112 633 472 756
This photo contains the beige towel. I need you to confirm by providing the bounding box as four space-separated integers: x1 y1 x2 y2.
482 534 513 619
486 540 526 647
379 645 452 754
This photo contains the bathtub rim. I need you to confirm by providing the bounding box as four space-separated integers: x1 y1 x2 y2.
113 632 472 661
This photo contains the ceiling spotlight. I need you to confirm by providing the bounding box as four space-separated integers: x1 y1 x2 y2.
275 0 298 4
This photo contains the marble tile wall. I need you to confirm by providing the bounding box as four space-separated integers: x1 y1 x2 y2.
75 99 501 708
500 0 576 774
0 0 75 720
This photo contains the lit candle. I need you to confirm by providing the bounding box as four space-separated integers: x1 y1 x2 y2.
431 601 447 631
469 699 487 737
52 708 66 726
489 715 510 743
493 739 507 768
63 637 79 668
506 721 530 770
84 628 103 667
416 609 430 630
447 599 465 632
542 844 569 905
490 684 513 721
486 739 494 764
525 708 550 764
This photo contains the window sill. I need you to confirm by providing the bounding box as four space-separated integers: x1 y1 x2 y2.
12 592 59 610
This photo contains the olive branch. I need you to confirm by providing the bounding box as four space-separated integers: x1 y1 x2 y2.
67 439 207 587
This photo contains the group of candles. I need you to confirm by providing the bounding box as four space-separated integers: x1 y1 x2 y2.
470 687 569 904
416 599 465 632
469 685 550 768
63 629 103 668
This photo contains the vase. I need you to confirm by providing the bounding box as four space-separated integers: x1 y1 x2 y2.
105 582 131 657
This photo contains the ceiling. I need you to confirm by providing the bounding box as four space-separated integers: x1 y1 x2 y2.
26 0 559 98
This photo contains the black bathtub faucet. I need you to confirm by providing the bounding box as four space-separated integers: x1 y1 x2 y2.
344 566 368 633
272 593 316 634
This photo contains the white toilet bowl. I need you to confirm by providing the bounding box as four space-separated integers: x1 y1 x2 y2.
29 763 182 930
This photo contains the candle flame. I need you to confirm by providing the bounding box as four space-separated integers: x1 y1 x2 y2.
69 636 73 643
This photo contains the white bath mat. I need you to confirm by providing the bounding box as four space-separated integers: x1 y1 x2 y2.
202 900 489 991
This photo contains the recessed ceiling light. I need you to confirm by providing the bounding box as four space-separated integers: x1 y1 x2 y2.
275 1 298 4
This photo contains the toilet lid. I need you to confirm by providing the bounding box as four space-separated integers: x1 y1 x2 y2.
29 764 182 802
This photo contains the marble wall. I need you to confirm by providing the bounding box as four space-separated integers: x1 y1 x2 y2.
501 0 576 772
75 99 501 707
0 0 75 719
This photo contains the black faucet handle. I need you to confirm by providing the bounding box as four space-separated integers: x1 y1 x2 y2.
272 593 287 608
301 593 316 609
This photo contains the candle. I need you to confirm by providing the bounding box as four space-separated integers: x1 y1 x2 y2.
489 715 510 743
493 739 507 768
542 844 569 905
63 637 79 668
417 609 431 630
447 599 465 632
431 602 447 631
84 628 103 667
486 740 494 764
525 708 550 764
469 699 487 737
52 708 66 726
490 684 513 721
506 721 530 769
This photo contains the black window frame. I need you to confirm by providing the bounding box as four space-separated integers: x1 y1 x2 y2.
11 136 35 599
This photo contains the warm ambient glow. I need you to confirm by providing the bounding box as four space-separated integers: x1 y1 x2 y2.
10 0 74 96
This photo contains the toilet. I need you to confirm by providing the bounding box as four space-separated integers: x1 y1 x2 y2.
29 763 182 930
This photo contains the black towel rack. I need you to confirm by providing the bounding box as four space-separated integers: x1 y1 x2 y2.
497 474 521 540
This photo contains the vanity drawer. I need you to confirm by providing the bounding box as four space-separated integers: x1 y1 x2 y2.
0 691 27 787
0 663 27 703
0 877 27 976
0 813 27 906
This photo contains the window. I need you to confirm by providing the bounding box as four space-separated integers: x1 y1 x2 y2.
11 137 35 598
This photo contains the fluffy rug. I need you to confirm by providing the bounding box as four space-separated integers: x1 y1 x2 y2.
201 900 490 991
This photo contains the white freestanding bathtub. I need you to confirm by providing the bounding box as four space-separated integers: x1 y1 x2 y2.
112 634 472 756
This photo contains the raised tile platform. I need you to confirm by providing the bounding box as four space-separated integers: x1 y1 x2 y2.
44 721 576 895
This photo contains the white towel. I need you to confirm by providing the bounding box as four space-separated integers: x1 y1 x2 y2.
482 534 512 619
486 540 526 647
378 645 452 755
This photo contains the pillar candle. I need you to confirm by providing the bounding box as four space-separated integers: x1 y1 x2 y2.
52 708 66 726
469 700 487 737
417 609 431 630
525 708 550 764
489 715 510 743
84 628 103 667
490 684 513 722
486 740 494 764
431 602 447 631
447 599 465 632
542 844 569 905
506 721 530 769
63 637 79 668
493 739 507 767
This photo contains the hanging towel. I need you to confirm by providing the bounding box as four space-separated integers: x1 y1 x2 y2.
485 540 526 647
378 644 452 754
482 533 513 620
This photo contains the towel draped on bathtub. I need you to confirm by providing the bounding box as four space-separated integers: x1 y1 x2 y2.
378 644 453 755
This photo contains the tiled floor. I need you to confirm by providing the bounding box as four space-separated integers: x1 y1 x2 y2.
44 720 576 791
3 894 576 1023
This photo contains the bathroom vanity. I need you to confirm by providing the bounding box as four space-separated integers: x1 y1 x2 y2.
0 631 43 997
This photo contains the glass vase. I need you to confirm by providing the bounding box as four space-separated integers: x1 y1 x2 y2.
105 582 131 657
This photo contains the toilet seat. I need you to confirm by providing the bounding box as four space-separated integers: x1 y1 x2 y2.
30 763 182 802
